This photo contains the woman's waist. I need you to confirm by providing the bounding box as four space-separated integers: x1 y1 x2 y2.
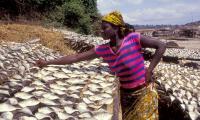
120 81 146 93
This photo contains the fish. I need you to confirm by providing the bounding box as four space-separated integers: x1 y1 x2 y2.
50 89 65 95
61 68 72 74
1 112 13 120
44 67 59 72
18 116 37 120
56 112 72 120
39 98 57 106
50 84 67 91
35 112 52 120
67 86 83 91
83 90 94 96
42 76 56 81
89 96 103 101
69 94 80 99
21 86 35 93
64 106 78 114
53 72 69 79
15 92 33 100
32 90 46 96
7 98 18 105
0 103 19 112
99 98 113 105
19 98 40 107
38 107 53 114
83 98 92 104
43 93 59 100
0 89 10 95
79 112 91 118
94 112 112 120
77 102 88 113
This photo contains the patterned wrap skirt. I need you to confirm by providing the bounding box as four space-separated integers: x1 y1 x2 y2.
120 84 159 120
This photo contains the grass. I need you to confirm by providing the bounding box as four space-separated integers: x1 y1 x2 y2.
0 23 75 55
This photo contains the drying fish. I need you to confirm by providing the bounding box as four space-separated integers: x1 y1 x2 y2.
69 94 80 99
77 102 88 113
79 112 91 118
89 96 103 101
19 107 33 115
32 80 45 86
83 98 92 104
56 112 72 120
56 81 69 86
67 78 85 84
99 98 113 105
53 72 69 79
61 68 72 74
35 112 52 120
0 89 10 95
19 98 40 107
59 99 73 105
67 86 83 91
12 74 23 80
42 76 56 81
18 116 37 120
0 103 19 112
94 112 112 120
51 107 64 112
43 93 59 100
83 90 94 96
64 106 78 114
15 92 33 100
1 112 13 120
21 86 35 93
44 67 59 71
50 89 65 95
67 74 79 78
38 107 53 114
32 90 46 96
7 98 18 105
39 98 58 106
100 93 112 98
50 84 67 91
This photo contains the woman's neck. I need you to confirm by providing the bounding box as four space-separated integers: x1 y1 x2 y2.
110 34 123 49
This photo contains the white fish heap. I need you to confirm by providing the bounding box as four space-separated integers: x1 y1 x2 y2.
55 29 200 120
0 40 119 120
146 48 200 60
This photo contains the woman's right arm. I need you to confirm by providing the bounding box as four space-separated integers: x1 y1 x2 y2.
36 48 98 68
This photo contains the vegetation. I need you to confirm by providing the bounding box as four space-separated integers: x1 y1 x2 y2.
0 0 101 35
0 23 75 55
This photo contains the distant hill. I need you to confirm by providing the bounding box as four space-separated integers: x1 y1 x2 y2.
134 24 180 30
133 20 200 30
185 20 200 26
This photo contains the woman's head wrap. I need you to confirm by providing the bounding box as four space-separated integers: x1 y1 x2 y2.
102 11 125 27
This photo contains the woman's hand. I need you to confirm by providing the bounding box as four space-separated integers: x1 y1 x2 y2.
36 59 48 68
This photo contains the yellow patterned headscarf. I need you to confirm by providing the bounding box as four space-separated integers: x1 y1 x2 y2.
102 11 125 27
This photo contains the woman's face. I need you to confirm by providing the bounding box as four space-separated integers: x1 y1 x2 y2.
101 22 117 40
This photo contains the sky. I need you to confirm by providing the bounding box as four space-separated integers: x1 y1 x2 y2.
97 0 200 25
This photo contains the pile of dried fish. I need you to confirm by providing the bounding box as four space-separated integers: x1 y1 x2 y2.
145 61 200 120
146 48 200 60
54 29 108 53
0 41 119 120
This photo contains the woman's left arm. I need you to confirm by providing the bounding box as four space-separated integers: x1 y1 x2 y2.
140 35 166 82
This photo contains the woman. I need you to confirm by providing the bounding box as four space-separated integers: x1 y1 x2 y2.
37 11 166 120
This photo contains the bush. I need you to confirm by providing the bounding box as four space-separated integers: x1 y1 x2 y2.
0 0 100 35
